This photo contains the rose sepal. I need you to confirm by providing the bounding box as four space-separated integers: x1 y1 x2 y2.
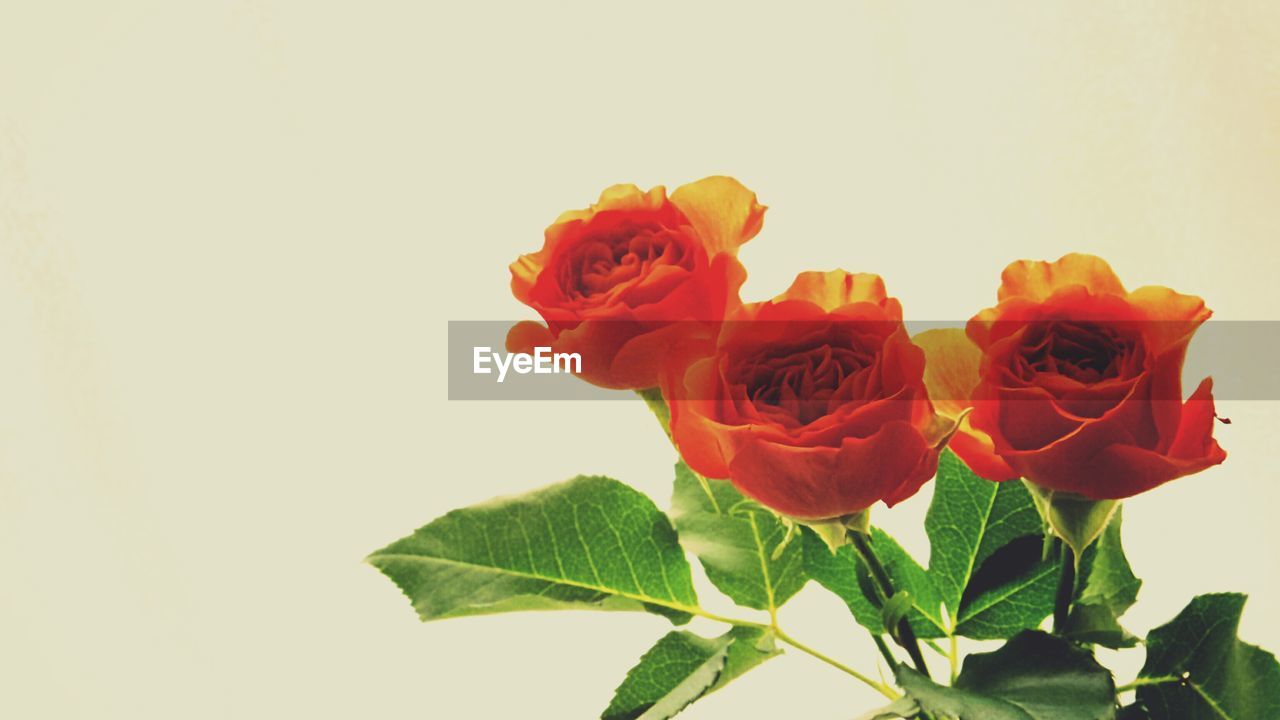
795 511 871 553
1022 480 1120 561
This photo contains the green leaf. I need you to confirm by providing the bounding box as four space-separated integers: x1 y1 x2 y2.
1065 507 1141 648
602 626 779 720
922 451 1063 639
1136 593 1280 719
926 450 1045 622
670 462 806 611
367 475 699 623
803 527 947 639
896 631 1117 720
804 452 1056 642
954 536 1060 640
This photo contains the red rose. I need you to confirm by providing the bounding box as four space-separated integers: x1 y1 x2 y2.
920 253 1226 499
662 271 952 520
507 177 765 389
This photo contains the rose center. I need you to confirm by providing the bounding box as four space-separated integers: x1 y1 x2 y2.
1017 321 1137 385
561 223 690 300
740 341 875 425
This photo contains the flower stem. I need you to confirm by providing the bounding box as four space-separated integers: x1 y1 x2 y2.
871 632 899 668
1052 537 1076 635
848 530 932 679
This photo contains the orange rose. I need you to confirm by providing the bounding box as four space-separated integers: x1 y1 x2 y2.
662 271 952 520
920 253 1226 499
507 177 765 389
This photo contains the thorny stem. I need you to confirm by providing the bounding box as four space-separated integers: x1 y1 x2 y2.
848 530 932 679
872 633 899 669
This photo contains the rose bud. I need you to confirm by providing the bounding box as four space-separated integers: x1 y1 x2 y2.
507 177 765 390
662 270 955 521
919 253 1226 504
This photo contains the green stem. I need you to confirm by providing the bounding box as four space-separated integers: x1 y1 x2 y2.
1052 537 1076 635
1115 675 1180 693
635 394 898 700
686 607 767 628
849 530 932 679
948 632 959 684
774 627 899 700
871 633 899 668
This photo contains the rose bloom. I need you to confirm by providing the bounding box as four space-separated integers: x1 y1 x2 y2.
662 271 952 520
507 177 765 390
917 253 1226 499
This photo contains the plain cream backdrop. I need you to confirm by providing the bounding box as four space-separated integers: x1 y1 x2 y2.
3 2 1279 718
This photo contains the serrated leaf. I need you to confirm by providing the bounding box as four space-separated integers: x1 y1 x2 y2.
896 631 1116 720
602 626 780 720
605 633 729 720
926 451 1046 623
670 461 806 612
1137 593 1280 719
954 535 1060 640
803 527 947 639
804 452 1057 642
368 475 698 623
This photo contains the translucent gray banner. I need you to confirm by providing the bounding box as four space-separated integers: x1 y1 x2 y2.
448 320 1280 401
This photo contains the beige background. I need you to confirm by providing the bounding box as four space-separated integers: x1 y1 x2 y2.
3 2 1279 718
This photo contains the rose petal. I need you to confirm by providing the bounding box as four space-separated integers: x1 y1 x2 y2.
998 253 1128 302
505 320 555 355
1168 377 1227 463
1127 285 1212 355
668 176 766 255
727 422 933 519
947 421 1019 481
915 328 981 418
775 270 889 311
664 356 736 478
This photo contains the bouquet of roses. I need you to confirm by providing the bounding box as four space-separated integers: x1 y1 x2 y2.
369 177 1278 718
